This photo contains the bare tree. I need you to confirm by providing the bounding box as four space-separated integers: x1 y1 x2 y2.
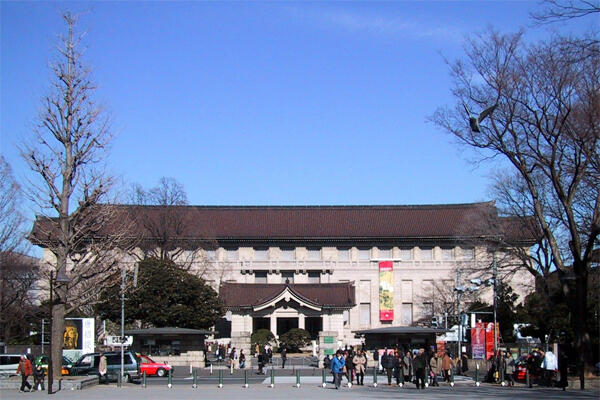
22 13 134 380
431 30 599 385
531 0 600 23
0 157 26 255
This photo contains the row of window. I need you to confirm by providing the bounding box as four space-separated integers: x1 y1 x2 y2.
206 247 475 262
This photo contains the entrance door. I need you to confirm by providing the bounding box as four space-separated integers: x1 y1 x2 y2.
276 317 298 336
305 317 323 339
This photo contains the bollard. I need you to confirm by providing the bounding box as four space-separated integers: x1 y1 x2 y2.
501 364 505 386
526 368 531 388
450 368 455 387
218 370 223 388
296 370 300 388
193 370 198 389
321 369 327 388
399 369 404 387
243 369 248 388
117 373 122 388
475 363 480 387
373 367 378 388
142 371 147 388
269 368 275 388
210 363 213 375
167 368 173 388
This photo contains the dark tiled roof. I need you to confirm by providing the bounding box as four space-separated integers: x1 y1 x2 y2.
29 202 538 246
219 282 356 309
124 327 212 335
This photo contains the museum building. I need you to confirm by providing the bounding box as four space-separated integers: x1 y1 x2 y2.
31 201 537 348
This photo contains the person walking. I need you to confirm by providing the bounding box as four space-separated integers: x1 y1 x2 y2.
442 351 455 383
558 349 568 391
353 350 366 386
504 352 515 387
413 348 427 389
257 351 265 375
33 363 45 391
281 346 287 369
98 352 108 384
381 349 395 385
345 350 355 384
542 349 558 387
17 354 33 392
402 351 413 383
429 352 441 386
331 350 346 390
239 349 246 369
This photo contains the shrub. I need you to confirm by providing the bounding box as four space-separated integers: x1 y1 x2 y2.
251 329 275 348
278 328 311 352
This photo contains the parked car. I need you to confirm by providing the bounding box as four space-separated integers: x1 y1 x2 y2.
34 355 73 375
0 354 21 376
138 354 173 377
70 351 141 383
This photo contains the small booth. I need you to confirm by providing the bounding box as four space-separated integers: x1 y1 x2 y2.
354 326 448 352
124 327 212 356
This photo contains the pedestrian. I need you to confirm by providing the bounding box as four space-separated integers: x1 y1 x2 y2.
281 346 287 369
393 350 402 385
17 354 33 392
442 351 454 383
229 347 238 371
504 352 515 387
257 351 265 374
239 350 246 369
255 343 260 357
381 348 395 385
98 352 108 384
345 350 355 383
558 350 568 391
353 349 366 385
429 352 441 386
413 348 427 389
542 349 558 387
267 346 273 364
402 351 413 383
461 352 469 374
331 350 346 389
33 363 45 391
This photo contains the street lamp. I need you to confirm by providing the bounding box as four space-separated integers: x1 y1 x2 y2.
48 269 70 395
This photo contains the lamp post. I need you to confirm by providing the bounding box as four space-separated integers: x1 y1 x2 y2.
120 267 125 386
492 252 498 353
48 270 70 395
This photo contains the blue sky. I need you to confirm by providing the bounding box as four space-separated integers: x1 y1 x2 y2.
1 1 594 211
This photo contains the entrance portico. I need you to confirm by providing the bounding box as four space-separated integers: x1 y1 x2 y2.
220 281 355 340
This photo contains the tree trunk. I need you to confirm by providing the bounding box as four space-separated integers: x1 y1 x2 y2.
51 301 65 381
572 261 592 390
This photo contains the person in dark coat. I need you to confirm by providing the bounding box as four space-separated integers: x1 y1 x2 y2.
345 350 355 383
33 363 45 391
558 350 568 391
413 348 428 389
257 352 265 374
381 349 396 385
281 346 287 369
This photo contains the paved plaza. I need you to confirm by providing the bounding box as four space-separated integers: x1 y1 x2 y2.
2 381 599 400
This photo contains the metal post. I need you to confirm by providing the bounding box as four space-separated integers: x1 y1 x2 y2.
120 268 125 386
400 368 404 386
48 272 53 395
243 369 248 388
193 369 197 388
450 367 455 387
475 363 480 386
168 368 172 388
493 251 498 353
117 372 122 388
296 370 300 388
41 318 45 355
373 367 378 387
269 368 274 387
501 360 505 386
526 367 531 388
142 371 147 388
457 265 462 362
218 369 223 388
321 369 326 388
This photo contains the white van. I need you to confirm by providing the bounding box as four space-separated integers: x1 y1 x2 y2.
0 354 21 376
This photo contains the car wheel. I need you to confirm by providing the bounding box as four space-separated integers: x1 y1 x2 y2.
156 368 166 377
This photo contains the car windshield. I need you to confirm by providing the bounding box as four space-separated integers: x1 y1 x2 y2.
142 355 155 363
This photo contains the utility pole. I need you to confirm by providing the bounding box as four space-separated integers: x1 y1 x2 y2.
456 266 461 361
493 251 498 353
121 268 125 384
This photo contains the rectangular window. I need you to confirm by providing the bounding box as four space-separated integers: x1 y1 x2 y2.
255 271 267 284
358 248 371 261
421 248 433 260
462 248 475 260
343 310 350 326
307 271 321 284
337 248 350 261
281 248 295 261
378 247 392 259
400 248 413 260
359 280 371 303
401 280 413 303
282 270 294 283
442 248 454 260
254 248 268 261
422 302 433 317
205 250 216 261
359 303 371 326
422 280 434 298
307 248 321 261
226 248 238 262
401 303 413 325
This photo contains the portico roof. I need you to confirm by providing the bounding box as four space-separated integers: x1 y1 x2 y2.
354 326 448 335
220 282 355 311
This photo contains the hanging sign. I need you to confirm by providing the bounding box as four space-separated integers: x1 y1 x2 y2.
379 261 394 321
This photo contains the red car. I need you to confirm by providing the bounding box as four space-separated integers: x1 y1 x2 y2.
138 354 173 377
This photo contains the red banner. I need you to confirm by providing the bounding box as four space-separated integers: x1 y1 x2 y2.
379 261 394 321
